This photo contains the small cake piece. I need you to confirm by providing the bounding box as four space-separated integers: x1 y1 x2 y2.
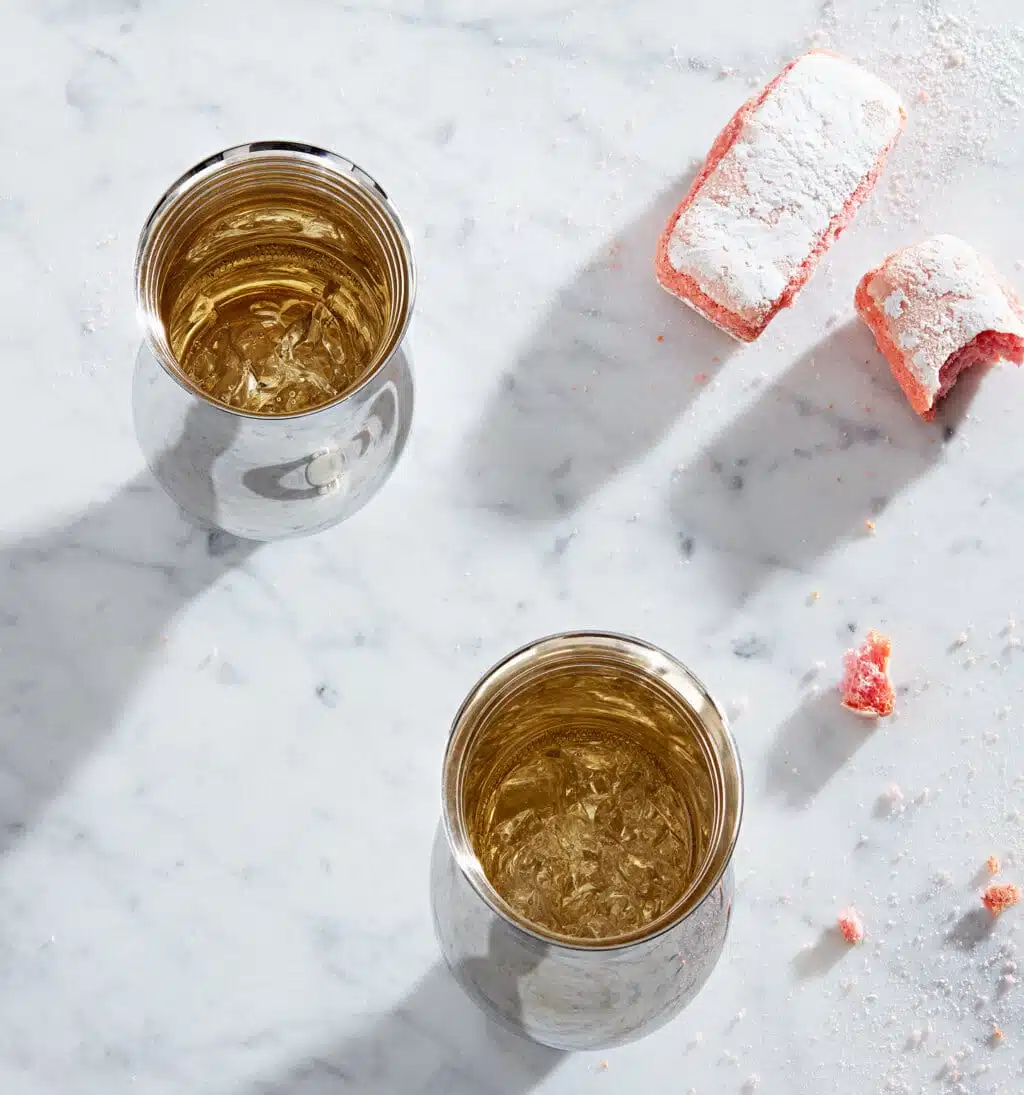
656 51 905 341
838 907 865 943
986 855 1002 876
982 883 1021 917
841 630 895 717
856 236 1024 418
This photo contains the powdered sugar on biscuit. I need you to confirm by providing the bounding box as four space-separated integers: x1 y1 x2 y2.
667 53 904 324
883 289 908 318
862 235 1024 404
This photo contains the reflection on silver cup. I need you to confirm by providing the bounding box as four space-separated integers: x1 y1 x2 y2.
133 339 413 539
432 632 744 1051
133 142 415 540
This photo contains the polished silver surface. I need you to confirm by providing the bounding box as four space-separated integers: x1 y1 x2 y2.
132 142 415 541
133 338 413 540
432 632 743 1051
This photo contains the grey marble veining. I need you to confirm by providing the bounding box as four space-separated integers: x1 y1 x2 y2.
1 1 1023 1093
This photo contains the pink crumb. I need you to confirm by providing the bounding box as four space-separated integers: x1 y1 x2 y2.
838 907 865 943
986 855 1001 875
883 783 904 813
841 630 895 717
983 883 1021 917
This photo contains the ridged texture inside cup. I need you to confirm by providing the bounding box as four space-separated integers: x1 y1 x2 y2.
135 146 413 416
443 634 742 949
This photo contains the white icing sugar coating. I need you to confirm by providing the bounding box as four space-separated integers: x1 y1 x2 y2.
883 290 907 318
864 235 1024 402
667 53 904 323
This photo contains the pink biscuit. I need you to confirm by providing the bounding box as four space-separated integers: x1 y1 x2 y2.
656 51 905 342
855 236 1024 419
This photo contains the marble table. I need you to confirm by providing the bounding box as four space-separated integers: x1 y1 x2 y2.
2 1 1022 1092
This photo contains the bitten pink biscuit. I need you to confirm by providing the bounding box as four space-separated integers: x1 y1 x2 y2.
656 51 905 342
855 236 1024 419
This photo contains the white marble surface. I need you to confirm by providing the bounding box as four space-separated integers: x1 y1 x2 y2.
2 1 1023 1092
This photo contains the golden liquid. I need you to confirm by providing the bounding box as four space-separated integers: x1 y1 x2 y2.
462 664 715 943
473 729 699 941
163 205 391 416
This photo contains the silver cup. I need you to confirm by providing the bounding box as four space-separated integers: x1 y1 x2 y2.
432 632 743 1051
133 142 415 541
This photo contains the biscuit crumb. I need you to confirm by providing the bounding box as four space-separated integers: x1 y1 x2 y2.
880 783 905 816
838 907 865 943
841 630 895 717
982 883 1021 916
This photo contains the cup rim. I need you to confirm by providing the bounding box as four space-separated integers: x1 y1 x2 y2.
133 140 417 421
441 630 745 953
